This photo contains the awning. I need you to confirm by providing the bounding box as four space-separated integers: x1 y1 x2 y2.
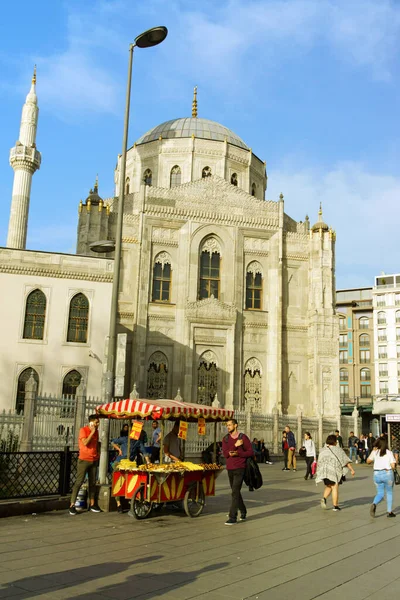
95 398 234 422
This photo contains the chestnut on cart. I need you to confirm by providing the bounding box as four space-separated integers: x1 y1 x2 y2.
95 398 234 519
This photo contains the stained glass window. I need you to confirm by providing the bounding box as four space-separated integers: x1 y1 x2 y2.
16 368 39 414
23 289 46 340
67 294 89 343
147 356 168 399
197 361 218 405
244 369 262 413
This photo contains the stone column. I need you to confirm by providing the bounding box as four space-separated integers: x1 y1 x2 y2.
352 407 359 437
74 379 87 446
272 405 279 454
296 405 303 449
20 372 37 452
318 413 323 451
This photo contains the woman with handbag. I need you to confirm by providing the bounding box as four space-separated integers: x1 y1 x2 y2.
367 437 397 518
315 434 355 511
301 432 316 480
282 431 289 471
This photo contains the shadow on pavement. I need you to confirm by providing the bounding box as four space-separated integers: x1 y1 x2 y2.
69 562 229 600
0 555 163 599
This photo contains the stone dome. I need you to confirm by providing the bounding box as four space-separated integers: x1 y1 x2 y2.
135 117 249 151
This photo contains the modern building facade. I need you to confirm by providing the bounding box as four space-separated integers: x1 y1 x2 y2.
336 287 375 429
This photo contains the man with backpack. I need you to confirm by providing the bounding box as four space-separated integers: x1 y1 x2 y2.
222 418 254 525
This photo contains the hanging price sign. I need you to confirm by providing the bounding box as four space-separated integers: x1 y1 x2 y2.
198 417 206 436
130 421 144 440
178 421 188 440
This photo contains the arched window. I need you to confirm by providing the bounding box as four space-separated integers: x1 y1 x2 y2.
251 182 256 197
377 311 386 325
197 352 218 405
359 333 370 347
146 352 168 399
144 169 152 186
152 253 172 303
231 173 238 186
67 294 89 343
202 166 212 178
125 177 130 194
359 316 369 329
246 261 263 310
62 370 82 398
23 289 46 340
170 165 181 187
199 238 221 300
340 369 348 381
360 368 371 381
16 368 39 414
244 358 262 412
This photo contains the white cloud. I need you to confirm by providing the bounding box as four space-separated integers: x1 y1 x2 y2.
267 159 400 288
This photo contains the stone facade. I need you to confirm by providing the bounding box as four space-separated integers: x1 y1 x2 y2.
77 120 339 415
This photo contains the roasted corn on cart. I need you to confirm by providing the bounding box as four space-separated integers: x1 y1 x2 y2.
96 398 234 519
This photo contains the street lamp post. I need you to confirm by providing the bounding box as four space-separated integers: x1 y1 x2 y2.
96 26 168 485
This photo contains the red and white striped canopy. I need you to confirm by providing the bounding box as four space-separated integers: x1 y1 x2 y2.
96 398 234 422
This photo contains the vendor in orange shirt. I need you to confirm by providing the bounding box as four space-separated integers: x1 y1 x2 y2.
69 414 102 515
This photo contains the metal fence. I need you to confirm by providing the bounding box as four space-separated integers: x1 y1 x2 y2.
0 450 78 500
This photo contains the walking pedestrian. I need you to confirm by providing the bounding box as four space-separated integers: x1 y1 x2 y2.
222 418 254 525
69 414 102 515
316 434 355 511
348 431 359 463
302 432 316 480
367 437 396 518
282 431 289 471
285 425 297 471
335 430 343 448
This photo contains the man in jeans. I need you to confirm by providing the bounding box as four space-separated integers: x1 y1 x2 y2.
348 431 359 463
69 414 102 515
222 418 254 525
285 425 297 471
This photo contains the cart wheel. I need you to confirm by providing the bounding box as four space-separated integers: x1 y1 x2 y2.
183 483 205 518
131 487 152 520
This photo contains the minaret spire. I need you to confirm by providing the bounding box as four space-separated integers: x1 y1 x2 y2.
192 86 198 118
7 68 41 249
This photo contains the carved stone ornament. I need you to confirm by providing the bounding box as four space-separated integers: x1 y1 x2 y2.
154 251 171 268
246 261 263 277
186 297 236 323
148 351 168 368
244 357 262 375
152 228 179 246
200 350 218 366
200 237 221 256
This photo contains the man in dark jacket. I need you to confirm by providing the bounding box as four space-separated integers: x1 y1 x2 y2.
285 425 296 471
222 419 254 525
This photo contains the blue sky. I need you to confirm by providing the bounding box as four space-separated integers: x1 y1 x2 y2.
1 0 399 288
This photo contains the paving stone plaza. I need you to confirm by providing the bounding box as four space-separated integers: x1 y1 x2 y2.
1 463 399 600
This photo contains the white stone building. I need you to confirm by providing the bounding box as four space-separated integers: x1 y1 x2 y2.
2 78 340 417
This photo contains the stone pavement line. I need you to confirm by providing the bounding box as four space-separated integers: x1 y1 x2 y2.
0 465 399 600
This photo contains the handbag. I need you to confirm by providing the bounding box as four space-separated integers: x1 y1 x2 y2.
328 446 347 484
311 460 317 475
299 447 306 457
393 468 400 486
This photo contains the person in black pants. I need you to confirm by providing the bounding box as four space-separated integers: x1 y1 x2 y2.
282 431 289 470
222 419 254 525
301 432 316 480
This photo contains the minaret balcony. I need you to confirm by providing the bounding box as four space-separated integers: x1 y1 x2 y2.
10 145 41 170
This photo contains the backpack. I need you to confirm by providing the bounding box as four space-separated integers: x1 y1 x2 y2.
224 433 263 491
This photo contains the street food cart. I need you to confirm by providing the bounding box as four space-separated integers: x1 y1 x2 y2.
95 398 233 519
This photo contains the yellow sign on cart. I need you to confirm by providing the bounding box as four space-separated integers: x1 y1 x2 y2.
130 421 143 440
198 417 206 435
178 421 188 440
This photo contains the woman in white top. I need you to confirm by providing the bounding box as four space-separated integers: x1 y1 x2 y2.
366 437 396 518
301 432 316 480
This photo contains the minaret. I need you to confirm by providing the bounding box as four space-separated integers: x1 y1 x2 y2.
7 66 41 249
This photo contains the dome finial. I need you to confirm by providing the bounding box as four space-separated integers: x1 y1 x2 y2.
32 65 37 85
192 86 198 118
319 202 323 218
94 174 99 193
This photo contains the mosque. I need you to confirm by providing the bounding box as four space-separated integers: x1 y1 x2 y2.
0 73 339 417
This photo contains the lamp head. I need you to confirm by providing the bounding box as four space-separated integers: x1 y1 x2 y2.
134 26 168 48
